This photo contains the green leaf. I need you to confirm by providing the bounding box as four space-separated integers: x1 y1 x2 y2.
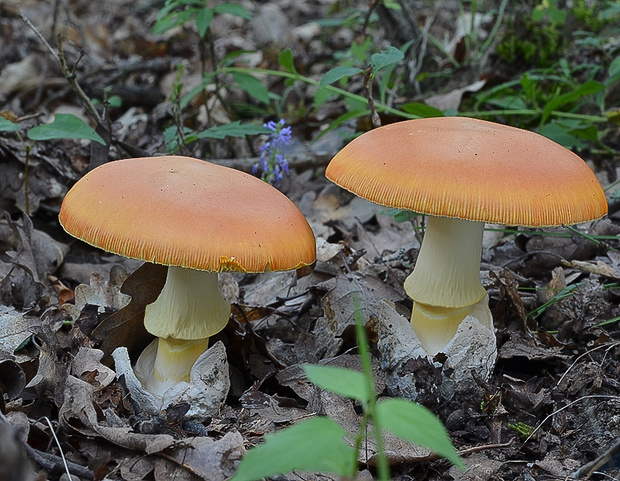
180 79 208 109
195 7 214 37
609 56 620 81
231 72 270 104
303 364 371 404
0 117 19 132
319 66 364 87
153 9 198 34
481 95 529 111
163 125 193 153
214 2 252 19
538 122 586 149
279 48 297 75
313 86 334 109
314 108 369 141
107 95 123 108
541 80 605 123
230 417 356 481
192 121 270 140
400 101 444 118
370 46 404 71
376 398 464 469
28 114 105 145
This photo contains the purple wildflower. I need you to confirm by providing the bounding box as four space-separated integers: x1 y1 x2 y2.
253 119 292 185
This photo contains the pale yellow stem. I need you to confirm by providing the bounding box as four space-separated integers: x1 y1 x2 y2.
135 337 210 396
411 295 491 356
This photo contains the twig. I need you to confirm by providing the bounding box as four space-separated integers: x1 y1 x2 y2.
554 341 620 391
572 438 620 479
409 439 514 464
23 444 94 480
524 395 620 444
19 9 102 125
364 66 381 128
44 417 71 480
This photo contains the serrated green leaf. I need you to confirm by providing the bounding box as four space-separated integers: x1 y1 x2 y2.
230 417 356 481
376 398 464 469
195 7 214 37
370 46 404 71
214 2 252 19
28 114 105 145
313 86 334 109
319 66 364 87
232 72 270 104
304 364 371 404
0 117 19 132
279 48 297 75
107 95 123 108
193 121 270 140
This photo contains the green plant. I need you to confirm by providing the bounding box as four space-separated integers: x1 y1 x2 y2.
230 294 463 481
0 113 105 215
466 59 615 149
153 1 274 153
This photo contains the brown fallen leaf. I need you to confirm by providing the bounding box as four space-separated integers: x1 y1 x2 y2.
318 269 403 340
153 431 245 481
59 375 175 454
562 258 620 279
93 262 167 362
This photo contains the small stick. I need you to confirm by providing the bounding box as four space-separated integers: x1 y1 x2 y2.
364 66 381 128
18 9 102 125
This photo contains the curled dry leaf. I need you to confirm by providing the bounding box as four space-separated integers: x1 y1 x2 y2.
0 305 32 362
0 358 26 401
59 375 175 454
152 431 245 481
93 262 167 361
71 347 115 388
62 272 131 320
0 412 38 481
318 270 403 339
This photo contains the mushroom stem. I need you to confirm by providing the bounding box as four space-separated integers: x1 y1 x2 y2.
136 337 210 396
136 266 231 395
410 295 492 356
404 216 490 355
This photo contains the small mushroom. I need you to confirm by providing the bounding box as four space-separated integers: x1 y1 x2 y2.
326 117 607 357
60 156 316 395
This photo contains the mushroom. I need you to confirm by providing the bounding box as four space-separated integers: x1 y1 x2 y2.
326 117 607 356
59 156 316 395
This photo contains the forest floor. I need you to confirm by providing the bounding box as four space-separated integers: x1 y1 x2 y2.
0 0 619 480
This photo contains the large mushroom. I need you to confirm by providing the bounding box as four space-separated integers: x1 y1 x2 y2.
326 117 607 357
59 156 316 395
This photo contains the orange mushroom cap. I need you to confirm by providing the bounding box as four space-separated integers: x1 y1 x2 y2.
325 117 608 227
59 156 316 272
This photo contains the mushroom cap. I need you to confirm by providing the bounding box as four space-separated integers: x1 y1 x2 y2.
325 117 607 227
59 156 316 272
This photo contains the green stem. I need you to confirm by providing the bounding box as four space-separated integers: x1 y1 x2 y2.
460 108 607 123
352 292 390 481
215 66 419 120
